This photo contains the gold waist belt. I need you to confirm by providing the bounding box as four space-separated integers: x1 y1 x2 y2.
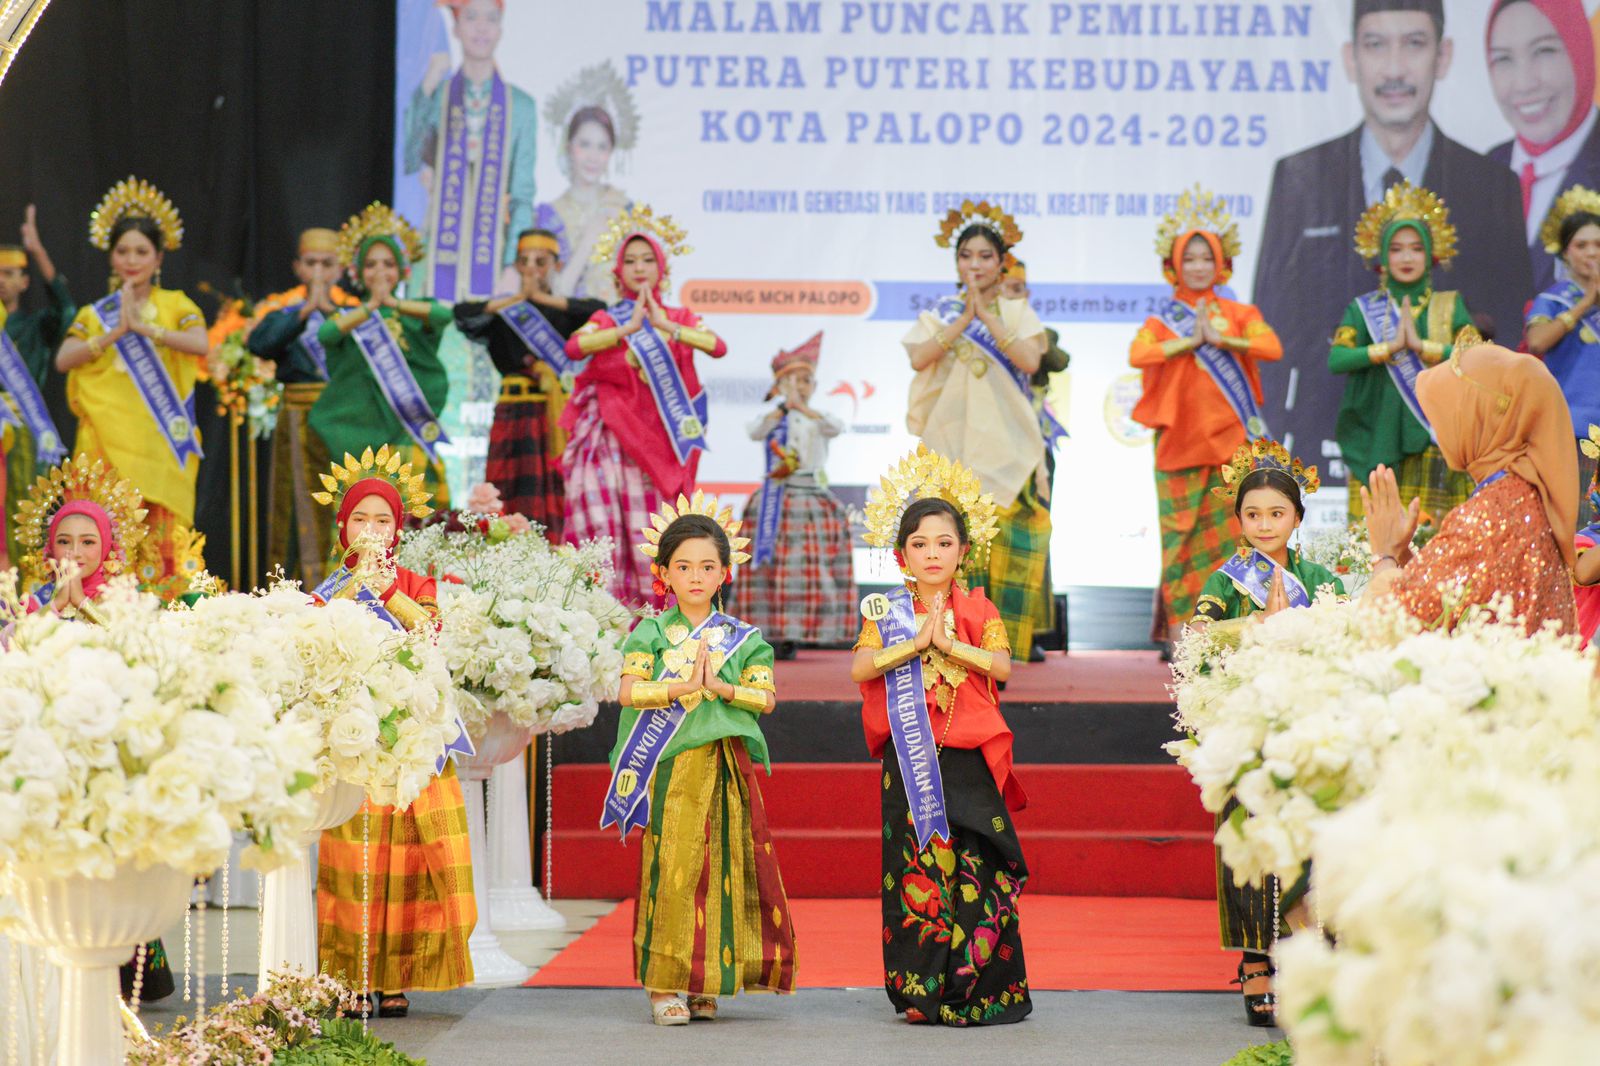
498 375 547 404
281 382 326 409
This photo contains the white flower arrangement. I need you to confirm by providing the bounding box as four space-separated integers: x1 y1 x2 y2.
397 521 632 738
0 580 321 879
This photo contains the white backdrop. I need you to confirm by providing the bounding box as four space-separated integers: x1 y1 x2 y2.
395 0 1537 586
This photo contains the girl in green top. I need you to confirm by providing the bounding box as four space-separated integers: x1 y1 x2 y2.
1191 439 1343 1029
609 494 796 1025
1329 181 1475 523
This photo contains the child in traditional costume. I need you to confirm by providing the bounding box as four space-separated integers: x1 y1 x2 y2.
602 492 794 1024
733 331 858 658
454 228 605 537
1190 439 1342 1028
562 205 726 607
310 203 453 509
850 445 1029 1027
904 202 1050 655
310 445 475 1017
1330 180 1476 522
55 178 209 582
1130 186 1282 650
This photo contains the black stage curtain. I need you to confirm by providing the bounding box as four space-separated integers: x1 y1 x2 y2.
0 1 396 585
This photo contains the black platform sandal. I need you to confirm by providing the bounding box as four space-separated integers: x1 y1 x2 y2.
1231 959 1276 1027
377 992 410 1018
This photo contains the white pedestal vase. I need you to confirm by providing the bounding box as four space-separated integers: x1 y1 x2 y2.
487 748 565 931
257 780 366 984
459 714 536 987
5 862 191 1066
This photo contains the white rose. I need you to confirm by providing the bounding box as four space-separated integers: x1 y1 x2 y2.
328 712 379 759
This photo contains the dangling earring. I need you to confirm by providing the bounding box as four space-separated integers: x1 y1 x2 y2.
107 274 119 294
154 267 163 289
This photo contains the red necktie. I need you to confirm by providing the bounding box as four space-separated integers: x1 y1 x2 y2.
1521 161 1537 216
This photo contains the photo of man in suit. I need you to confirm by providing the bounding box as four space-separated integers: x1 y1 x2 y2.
1253 0 1530 470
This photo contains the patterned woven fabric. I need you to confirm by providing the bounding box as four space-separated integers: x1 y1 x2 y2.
317 767 476 993
561 386 663 609
731 482 857 644
1155 463 1238 638
486 395 564 539
1345 443 1473 523
972 482 1052 651
268 383 332 587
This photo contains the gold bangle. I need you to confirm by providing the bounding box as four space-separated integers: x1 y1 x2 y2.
87 335 104 355
936 330 956 353
397 299 432 318
75 600 106 626
729 685 770 714
676 326 716 350
151 325 167 346
872 639 918 672
1420 339 1445 362
1558 310 1579 331
334 307 370 332
577 327 620 353
629 680 671 710
1366 342 1389 364
946 640 994 673
384 590 434 632
1159 337 1190 359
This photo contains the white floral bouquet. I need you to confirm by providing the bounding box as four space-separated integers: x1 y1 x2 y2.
175 582 461 809
397 522 631 738
1167 595 1599 890
0 580 321 878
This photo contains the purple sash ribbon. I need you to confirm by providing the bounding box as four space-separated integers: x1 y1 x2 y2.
1160 298 1267 440
430 71 510 300
1039 402 1068 452
753 414 789 566
1356 290 1433 436
0 333 66 462
291 306 330 380
91 293 203 464
936 295 1032 396
1219 548 1310 611
29 581 55 610
599 612 756 840
498 300 580 389
611 300 710 464
1473 470 1507 496
348 312 450 464
877 586 950 848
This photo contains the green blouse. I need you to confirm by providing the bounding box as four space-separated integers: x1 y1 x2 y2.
3 275 74 387
1328 288 1473 485
611 607 778 771
1193 548 1346 623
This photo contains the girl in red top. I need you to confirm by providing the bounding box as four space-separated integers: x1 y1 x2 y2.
561 205 726 608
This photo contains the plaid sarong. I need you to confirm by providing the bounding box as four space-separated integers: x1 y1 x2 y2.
317 766 476 993
1216 802 1286 954
1155 464 1238 639
561 385 662 609
634 738 796 996
972 480 1052 652
1 394 37 565
486 375 564 540
269 383 332 587
1346 444 1473 524
731 480 857 644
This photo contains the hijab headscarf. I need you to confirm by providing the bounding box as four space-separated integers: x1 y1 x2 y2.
1487 0 1596 156
45 499 117 600
1416 343 1578 566
336 477 404 566
1166 229 1231 303
1378 218 1434 304
612 232 667 302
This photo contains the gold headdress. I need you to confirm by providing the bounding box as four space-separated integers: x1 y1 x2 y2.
1354 180 1457 266
88 176 183 252
638 491 751 566
590 203 691 265
1540 185 1600 255
935 199 1023 256
543 61 640 157
1213 439 1320 503
13 455 149 588
335 202 425 269
863 445 1000 566
311 445 434 519
1154 184 1241 263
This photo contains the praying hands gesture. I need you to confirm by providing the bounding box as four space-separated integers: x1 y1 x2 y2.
618 296 648 338
643 288 675 334
1361 463 1422 566
46 557 87 610
1259 569 1290 620
913 592 952 654
972 295 1003 340
1195 299 1225 347
1397 296 1424 354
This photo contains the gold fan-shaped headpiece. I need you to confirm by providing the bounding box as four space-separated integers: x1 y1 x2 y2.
590 203 691 265
544 61 639 156
13 455 149 588
335 202 426 269
1154 184 1241 262
1214 439 1320 503
639 491 751 566
1354 180 1457 266
1540 185 1600 255
863 445 1000 566
88 176 183 252
311 445 434 519
935 199 1023 255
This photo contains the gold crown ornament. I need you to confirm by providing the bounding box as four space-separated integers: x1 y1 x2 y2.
1540 185 1600 255
13 454 149 589
638 490 751 566
335 202 426 269
935 199 1023 253
590 203 691 265
1154 184 1241 263
311 445 434 519
543 61 640 157
1354 180 1458 266
863 444 1000 566
1214 439 1320 503
88 176 184 252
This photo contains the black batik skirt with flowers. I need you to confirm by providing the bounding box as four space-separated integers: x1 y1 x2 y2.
880 748 1030 1026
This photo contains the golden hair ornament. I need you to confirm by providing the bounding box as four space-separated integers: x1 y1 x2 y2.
1354 180 1458 266
863 444 1000 565
1214 438 1320 503
590 203 691 265
638 490 752 566
14 454 150 589
88 176 183 252
935 199 1023 253
543 61 640 154
1539 185 1600 255
335 202 426 269
1154 184 1240 262
310 444 434 519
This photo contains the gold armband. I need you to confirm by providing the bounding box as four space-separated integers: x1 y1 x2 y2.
630 680 671 710
151 325 167 346
384 590 434 632
1366 342 1390 364
87 335 104 355
577 327 620 353
396 299 433 318
1419 339 1445 363
74 600 106 626
946 640 994 673
873 639 918 672
730 685 770 714
935 329 957 352
674 325 716 350
996 331 1016 352
334 307 371 332
1159 337 1192 359
1558 310 1579 331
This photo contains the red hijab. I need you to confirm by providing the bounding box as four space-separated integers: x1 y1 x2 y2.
1488 0 1596 155
1165 229 1232 302
336 477 404 567
612 232 668 302
45 500 117 601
